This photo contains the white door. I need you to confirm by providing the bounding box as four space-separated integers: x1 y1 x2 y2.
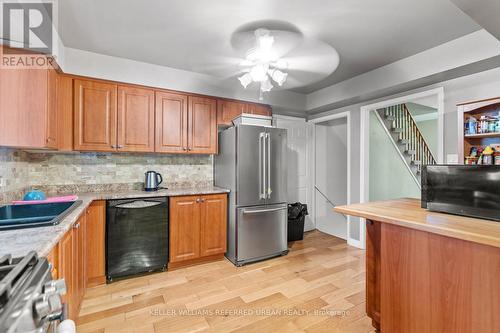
314 118 348 239
273 116 314 230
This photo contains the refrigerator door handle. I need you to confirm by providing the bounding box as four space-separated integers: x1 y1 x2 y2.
242 206 287 214
259 132 266 199
266 132 272 199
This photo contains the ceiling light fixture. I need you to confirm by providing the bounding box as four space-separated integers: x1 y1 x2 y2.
238 28 289 100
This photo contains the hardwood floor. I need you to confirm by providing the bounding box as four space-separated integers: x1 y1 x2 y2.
77 231 374 333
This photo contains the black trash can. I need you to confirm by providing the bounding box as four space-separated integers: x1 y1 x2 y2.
287 202 308 241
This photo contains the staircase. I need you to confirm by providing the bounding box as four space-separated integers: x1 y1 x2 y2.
375 104 436 186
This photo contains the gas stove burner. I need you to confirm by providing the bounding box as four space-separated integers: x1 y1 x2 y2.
0 251 67 333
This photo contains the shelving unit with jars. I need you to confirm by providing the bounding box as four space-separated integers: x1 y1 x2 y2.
460 98 500 165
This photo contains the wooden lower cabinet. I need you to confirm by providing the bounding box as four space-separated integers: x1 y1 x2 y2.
56 213 88 320
85 201 106 287
200 194 227 257
366 220 500 332
46 244 59 279
169 194 227 267
74 214 86 313
58 228 75 319
49 202 106 320
169 195 201 263
58 214 86 321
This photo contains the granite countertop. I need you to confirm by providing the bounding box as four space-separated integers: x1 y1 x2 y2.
0 186 229 258
335 198 500 248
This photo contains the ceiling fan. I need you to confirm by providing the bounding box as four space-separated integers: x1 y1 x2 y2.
237 29 290 100
194 24 340 101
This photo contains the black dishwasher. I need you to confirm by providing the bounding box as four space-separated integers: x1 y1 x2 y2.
106 197 168 282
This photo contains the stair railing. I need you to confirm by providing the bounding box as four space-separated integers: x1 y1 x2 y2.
386 104 436 167
314 186 347 218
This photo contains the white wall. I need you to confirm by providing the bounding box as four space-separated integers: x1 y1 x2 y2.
309 66 500 210
369 112 420 201
315 118 348 239
62 47 307 113
306 30 500 112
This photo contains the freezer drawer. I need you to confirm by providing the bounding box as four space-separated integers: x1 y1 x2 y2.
236 204 288 265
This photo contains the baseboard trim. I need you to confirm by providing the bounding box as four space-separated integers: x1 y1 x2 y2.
168 254 225 270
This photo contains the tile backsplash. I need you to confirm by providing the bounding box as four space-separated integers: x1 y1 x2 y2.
0 149 214 202
0 148 31 202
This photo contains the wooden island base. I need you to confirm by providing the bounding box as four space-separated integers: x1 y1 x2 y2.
336 199 500 333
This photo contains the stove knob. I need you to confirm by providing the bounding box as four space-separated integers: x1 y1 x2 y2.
43 279 67 295
47 293 63 313
34 295 51 320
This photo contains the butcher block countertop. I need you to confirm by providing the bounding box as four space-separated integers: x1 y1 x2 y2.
335 198 500 248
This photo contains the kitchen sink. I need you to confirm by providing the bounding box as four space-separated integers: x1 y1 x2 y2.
0 201 82 230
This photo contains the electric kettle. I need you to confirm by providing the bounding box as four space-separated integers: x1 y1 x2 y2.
144 171 163 191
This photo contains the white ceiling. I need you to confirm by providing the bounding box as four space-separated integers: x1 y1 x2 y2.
58 0 481 94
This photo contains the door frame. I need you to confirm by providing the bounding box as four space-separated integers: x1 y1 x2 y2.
359 87 444 248
309 111 355 246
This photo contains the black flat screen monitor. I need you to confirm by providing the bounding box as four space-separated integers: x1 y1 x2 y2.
422 165 500 222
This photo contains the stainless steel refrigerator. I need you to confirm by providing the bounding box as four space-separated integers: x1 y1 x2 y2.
215 124 288 266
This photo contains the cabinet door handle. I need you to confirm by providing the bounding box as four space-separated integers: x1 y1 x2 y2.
117 145 124 149
73 223 80 229
111 145 117 149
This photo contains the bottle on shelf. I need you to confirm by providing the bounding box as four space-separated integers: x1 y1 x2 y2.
465 116 477 135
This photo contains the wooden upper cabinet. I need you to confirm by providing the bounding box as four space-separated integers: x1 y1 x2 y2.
200 194 227 257
45 66 58 148
74 79 117 151
117 86 155 152
248 103 272 116
155 91 189 153
56 75 74 151
188 96 217 154
0 54 54 148
216 100 272 126
217 100 248 126
169 196 201 263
